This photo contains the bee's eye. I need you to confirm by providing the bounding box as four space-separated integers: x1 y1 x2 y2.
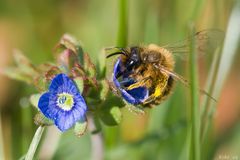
129 60 134 65
126 60 135 70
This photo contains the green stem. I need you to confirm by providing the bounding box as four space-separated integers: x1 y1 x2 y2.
117 0 128 47
200 48 221 142
0 112 4 160
188 25 200 160
191 0 206 20
25 126 45 160
89 117 104 160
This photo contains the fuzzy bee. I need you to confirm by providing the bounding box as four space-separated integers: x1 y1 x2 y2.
106 30 224 107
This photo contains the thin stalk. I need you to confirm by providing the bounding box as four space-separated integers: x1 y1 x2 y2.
117 0 128 47
25 126 45 160
211 0 240 99
90 133 104 160
89 117 104 160
191 0 206 20
0 112 4 160
188 25 200 160
200 48 221 142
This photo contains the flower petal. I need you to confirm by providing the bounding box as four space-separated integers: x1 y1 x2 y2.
38 92 59 120
113 59 121 88
49 73 78 94
55 107 86 132
113 59 149 105
74 93 87 112
55 111 74 131
120 87 149 105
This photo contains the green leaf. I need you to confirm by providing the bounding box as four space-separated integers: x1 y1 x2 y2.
1 67 32 84
74 118 88 137
99 80 110 101
95 92 124 126
13 49 38 76
33 75 48 92
59 34 85 65
99 106 122 126
29 93 42 110
125 103 145 115
83 53 96 78
109 107 122 124
96 49 106 79
87 78 98 89
33 64 60 91
44 66 62 81
57 49 79 71
74 77 84 93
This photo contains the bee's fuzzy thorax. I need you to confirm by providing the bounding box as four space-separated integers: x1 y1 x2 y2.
146 44 175 70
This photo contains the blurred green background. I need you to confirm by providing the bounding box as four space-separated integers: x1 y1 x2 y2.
0 0 240 160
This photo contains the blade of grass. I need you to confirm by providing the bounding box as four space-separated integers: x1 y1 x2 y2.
201 0 240 143
103 0 128 151
200 48 221 142
191 0 206 20
188 25 200 160
211 0 240 97
25 126 45 160
117 0 128 47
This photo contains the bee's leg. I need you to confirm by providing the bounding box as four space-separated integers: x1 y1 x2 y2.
143 95 155 105
119 77 134 86
143 77 169 104
126 78 150 90
143 84 162 104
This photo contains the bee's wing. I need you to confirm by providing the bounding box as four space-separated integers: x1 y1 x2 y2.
155 64 217 102
162 29 224 59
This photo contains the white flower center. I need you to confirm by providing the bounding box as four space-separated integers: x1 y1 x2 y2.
57 93 74 111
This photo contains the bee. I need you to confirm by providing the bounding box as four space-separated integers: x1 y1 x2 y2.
106 30 224 107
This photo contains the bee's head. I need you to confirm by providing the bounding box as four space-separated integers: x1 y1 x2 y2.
125 47 141 70
106 47 141 78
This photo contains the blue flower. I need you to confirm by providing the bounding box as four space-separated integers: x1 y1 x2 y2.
113 59 149 105
38 73 87 131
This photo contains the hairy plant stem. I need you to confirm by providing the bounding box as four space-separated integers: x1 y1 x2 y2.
25 126 45 160
89 117 104 160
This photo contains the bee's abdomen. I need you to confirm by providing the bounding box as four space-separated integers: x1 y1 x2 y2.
147 75 175 106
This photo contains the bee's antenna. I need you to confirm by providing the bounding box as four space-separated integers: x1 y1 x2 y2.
105 47 128 58
106 52 127 58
